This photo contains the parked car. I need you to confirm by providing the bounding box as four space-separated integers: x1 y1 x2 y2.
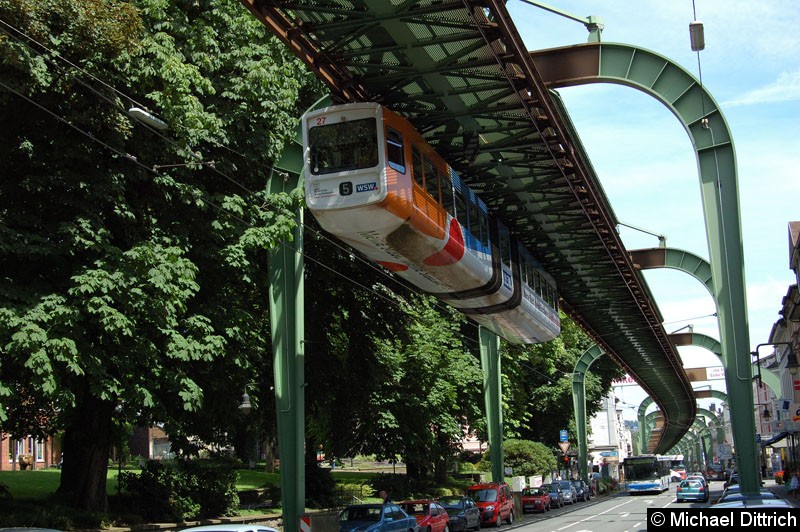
685 474 707 487
542 483 564 508
399 500 449 532
706 464 726 481
466 482 515 527
179 527 277 532
521 487 551 513
717 489 778 504
676 479 708 503
570 480 591 502
723 473 739 489
338 503 418 532
558 480 578 505
714 497 791 509
438 495 481 532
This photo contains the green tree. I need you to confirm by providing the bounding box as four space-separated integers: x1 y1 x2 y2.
304 222 486 484
499 315 623 448
0 0 319 512
502 439 557 477
368 294 484 483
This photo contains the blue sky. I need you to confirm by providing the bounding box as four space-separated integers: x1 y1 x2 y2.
507 0 800 413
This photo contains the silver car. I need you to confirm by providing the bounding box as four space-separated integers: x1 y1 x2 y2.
558 480 578 505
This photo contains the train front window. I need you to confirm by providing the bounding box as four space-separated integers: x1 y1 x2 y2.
308 117 378 175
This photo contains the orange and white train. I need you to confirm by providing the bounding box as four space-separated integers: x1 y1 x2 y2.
302 102 559 344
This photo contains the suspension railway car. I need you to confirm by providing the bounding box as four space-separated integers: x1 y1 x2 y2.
302 102 560 344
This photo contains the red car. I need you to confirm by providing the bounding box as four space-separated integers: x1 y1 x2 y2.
466 482 515 527
521 486 551 513
399 500 450 532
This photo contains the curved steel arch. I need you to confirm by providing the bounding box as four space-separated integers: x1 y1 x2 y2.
530 42 756 491
630 247 714 296
572 344 605 482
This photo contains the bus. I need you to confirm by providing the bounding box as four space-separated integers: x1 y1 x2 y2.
622 455 671 494
662 454 687 482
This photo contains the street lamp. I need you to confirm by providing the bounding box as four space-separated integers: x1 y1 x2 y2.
238 391 253 415
752 342 794 388
238 383 262 469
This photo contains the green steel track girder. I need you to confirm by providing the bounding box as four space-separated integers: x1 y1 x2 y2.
244 0 696 456
572 344 605 483
531 42 755 493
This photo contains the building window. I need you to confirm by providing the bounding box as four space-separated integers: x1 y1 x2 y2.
36 440 44 462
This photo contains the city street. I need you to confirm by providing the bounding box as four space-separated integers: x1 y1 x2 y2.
511 479 796 532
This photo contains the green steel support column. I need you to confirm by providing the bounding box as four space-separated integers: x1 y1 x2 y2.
572 344 605 482
480 327 504 482
697 390 729 445
638 397 655 453
696 407 722 462
269 95 329 532
531 42 756 494
268 168 305 532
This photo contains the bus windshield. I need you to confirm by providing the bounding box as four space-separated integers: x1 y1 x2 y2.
308 117 378 174
625 458 661 481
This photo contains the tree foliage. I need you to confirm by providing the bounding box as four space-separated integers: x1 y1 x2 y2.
499 315 624 448
0 0 623 516
501 439 557 477
0 0 320 512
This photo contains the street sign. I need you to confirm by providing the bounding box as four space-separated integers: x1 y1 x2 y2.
559 430 568 442
756 433 761 443
718 443 732 460
559 441 570 453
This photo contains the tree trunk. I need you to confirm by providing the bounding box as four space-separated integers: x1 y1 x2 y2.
263 437 277 473
56 389 115 513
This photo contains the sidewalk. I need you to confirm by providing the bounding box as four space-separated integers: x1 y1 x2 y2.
761 478 799 507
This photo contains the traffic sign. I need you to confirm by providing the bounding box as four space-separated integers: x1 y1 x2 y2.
559 441 570 453
559 430 568 442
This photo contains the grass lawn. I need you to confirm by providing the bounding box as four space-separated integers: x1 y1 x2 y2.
0 467 282 501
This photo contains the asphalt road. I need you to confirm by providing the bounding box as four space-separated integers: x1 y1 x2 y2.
508 479 787 532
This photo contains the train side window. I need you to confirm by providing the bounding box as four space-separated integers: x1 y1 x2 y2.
468 200 481 242
455 189 468 229
386 128 405 173
412 147 424 187
440 173 454 216
424 157 439 202
479 210 489 248
498 227 512 268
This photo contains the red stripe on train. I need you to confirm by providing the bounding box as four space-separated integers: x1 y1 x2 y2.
377 260 409 272
424 218 465 266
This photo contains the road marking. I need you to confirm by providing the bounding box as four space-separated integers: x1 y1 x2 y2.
634 523 642 528
556 500 636 530
620 512 630 518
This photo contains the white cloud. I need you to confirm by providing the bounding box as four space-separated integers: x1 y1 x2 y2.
724 70 800 107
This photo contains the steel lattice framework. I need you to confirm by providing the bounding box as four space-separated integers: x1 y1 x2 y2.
242 0 696 451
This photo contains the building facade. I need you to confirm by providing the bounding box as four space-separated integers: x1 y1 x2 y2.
0 433 61 471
